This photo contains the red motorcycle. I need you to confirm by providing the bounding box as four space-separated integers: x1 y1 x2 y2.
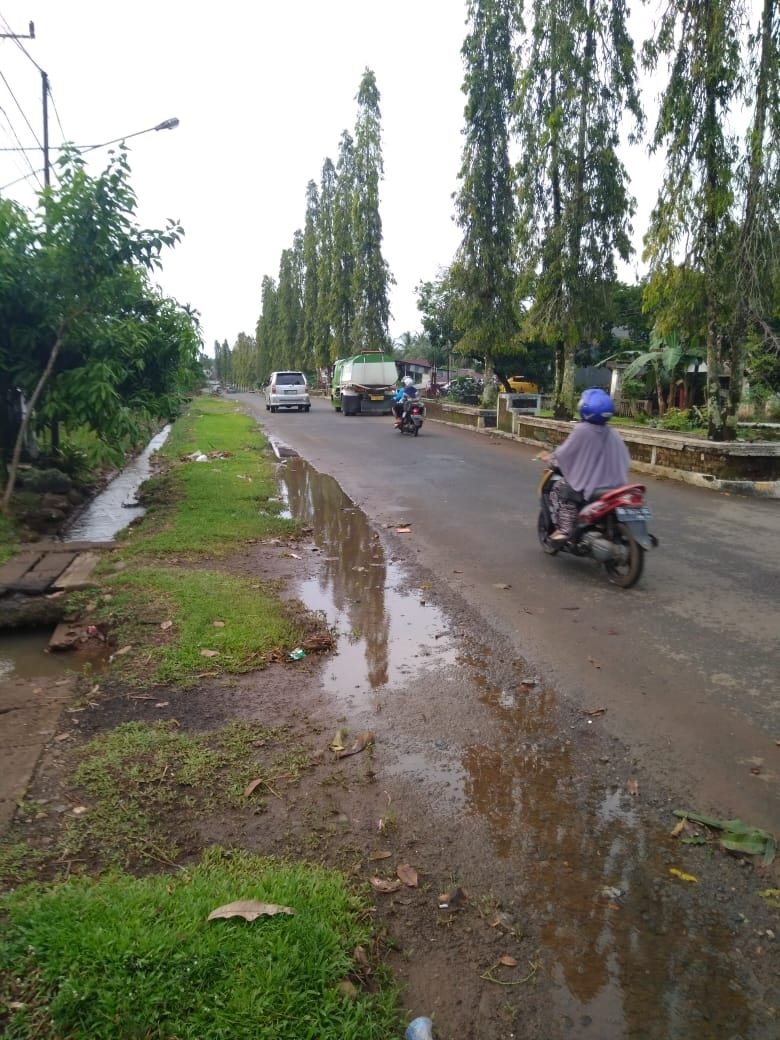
538 468 657 587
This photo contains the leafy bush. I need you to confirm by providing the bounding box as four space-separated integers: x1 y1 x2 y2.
447 376 482 403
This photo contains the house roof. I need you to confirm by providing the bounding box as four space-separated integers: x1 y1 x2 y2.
402 357 431 369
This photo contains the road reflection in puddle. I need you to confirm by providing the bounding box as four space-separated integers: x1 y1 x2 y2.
277 457 457 698
468 668 758 1038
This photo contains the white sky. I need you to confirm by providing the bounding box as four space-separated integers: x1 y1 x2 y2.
0 2 679 355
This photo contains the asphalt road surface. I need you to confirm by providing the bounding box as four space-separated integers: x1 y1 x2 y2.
241 394 780 833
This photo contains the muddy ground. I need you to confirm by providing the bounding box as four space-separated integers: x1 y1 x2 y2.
3 525 779 1040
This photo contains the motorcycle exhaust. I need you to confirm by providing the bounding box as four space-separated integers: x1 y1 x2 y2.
581 531 628 563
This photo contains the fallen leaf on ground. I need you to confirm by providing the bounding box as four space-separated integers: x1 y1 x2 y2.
396 526 411 534
338 730 374 758
370 877 402 893
200 649 220 658
493 583 511 590
368 850 393 862
669 867 698 883
672 809 776 865
498 954 518 967
111 645 132 659
244 778 266 797
670 818 687 838
336 979 358 1000
626 779 639 796
757 888 780 909
583 707 606 716
207 900 295 921
160 620 173 631
396 863 418 887
212 620 226 628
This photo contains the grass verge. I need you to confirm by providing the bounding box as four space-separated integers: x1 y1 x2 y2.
89 565 308 687
118 396 294 559
58 720 311 868
0 847 401 1040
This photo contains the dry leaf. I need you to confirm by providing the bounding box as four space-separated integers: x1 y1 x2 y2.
670 818 687 838
396 863 418 887
200 649 220 658
160 620 173 631
370 876 402 893
626 779 639 796
244 778 265 797
368 850 393 862
353 945 370 968
438 886 467 910
110 645 132 660
207 900 295 921
669 868 698 883
498 954 518 967
338 730 374 759
396 526 411 534
330 729 347 753
493 583 511 590
212 620 226 628
154 701 169 709
336 979 358 1000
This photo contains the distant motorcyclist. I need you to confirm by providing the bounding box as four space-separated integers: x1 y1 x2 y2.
539 388 630 543
392 376 418 426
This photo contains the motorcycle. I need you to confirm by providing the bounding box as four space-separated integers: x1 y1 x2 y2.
398 399 425 436
538 467 657 587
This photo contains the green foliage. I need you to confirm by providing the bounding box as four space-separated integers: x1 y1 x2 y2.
0 848 401 1040
447 375 483 403
452 1 520 372
515 0 643 417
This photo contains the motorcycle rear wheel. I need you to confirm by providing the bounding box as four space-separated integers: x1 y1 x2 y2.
604 522 643 588
537 510 559 555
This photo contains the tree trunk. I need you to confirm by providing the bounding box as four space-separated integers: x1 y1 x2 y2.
1 331 64 513
554 343 576 419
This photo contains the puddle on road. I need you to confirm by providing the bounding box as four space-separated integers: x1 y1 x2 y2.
278 455 765 1039
277 458 457 700
62 425 171 542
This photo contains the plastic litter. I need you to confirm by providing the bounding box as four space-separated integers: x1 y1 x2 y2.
289 648 306 661
405 1017 434 1040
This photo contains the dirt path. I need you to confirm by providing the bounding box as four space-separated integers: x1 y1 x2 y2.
3 518 778 1039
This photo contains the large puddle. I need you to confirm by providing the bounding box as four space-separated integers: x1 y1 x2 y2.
277 457 458 700
276 456 767 1040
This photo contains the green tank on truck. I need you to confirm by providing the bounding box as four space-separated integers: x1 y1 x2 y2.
330 351 399 415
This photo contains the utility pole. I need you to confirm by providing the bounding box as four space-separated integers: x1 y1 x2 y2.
0 22 49 187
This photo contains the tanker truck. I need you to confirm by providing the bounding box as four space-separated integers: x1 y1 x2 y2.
330 350 399 415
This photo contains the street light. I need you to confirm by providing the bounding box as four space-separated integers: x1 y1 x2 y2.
0 117 181 192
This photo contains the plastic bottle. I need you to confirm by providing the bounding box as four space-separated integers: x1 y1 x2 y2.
405 1016 434 1040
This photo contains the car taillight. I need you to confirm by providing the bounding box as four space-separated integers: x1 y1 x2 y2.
270 383 276 392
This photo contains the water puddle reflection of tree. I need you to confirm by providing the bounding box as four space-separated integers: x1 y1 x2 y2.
277 458 455 700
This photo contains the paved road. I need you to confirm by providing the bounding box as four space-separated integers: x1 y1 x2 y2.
242 394 780 832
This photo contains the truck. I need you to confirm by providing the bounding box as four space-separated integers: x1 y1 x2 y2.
330 350 399 415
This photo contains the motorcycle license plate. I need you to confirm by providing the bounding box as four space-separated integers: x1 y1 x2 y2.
616 506 653 520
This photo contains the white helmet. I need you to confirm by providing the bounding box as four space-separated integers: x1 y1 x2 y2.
403 376 414 387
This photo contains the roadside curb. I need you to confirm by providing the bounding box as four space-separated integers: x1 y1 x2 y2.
428 417 780 499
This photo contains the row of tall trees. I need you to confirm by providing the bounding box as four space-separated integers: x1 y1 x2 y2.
231 68 393 386
434 0 779 439
0 147 204 509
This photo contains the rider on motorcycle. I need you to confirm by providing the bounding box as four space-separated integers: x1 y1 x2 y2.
539 388 630 544
392 376 418 426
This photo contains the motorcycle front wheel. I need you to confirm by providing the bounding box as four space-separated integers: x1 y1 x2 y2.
604 522 643 588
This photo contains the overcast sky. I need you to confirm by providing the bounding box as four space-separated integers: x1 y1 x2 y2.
1 1 671 355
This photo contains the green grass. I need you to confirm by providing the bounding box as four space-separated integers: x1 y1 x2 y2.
119 397 294 559
57 720 310 868
94 566 306 687
0 512 17 565
0 847 402 1040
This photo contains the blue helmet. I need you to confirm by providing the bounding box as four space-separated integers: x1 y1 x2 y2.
578 387 615 425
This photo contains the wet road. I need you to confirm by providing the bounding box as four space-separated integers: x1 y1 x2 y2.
242 394 779 834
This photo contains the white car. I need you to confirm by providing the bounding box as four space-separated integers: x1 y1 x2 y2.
264 371 311 412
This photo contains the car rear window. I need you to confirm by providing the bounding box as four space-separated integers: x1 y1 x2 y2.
276 372 305 385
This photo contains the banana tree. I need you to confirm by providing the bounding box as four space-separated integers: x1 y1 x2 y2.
623 330 703 416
